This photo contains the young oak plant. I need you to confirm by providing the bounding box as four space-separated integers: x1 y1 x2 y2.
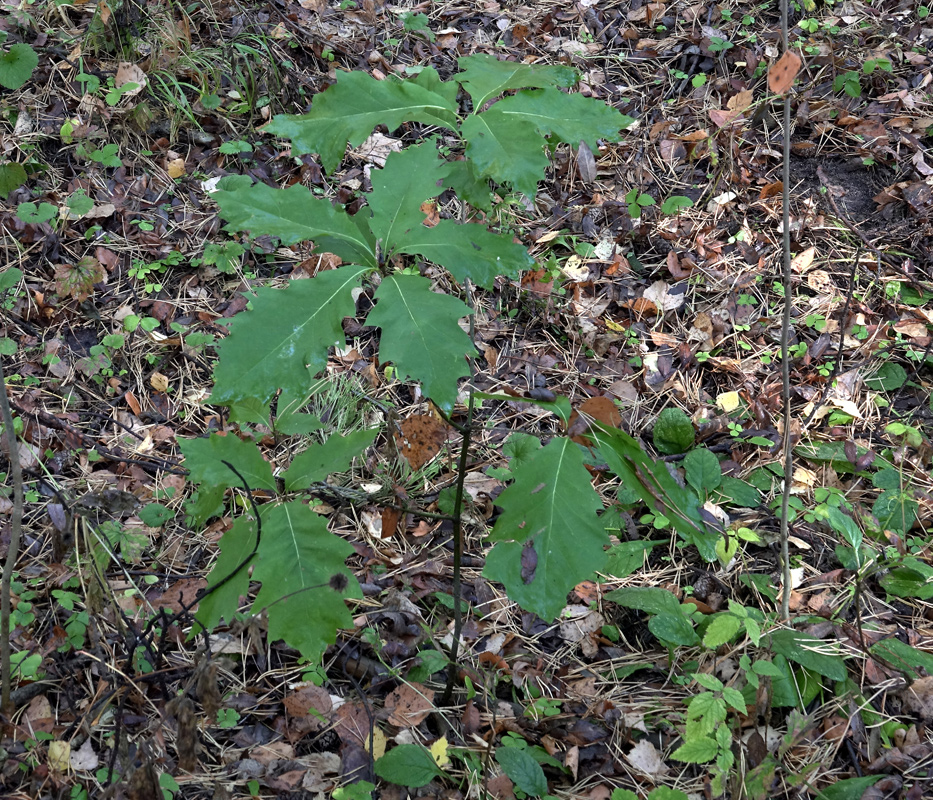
181 56 690 664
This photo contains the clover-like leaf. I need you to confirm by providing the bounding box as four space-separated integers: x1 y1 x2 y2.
211 265 371 406
266 68 458 173
214 175 377 266
365 274 475 412
456 53 579 109
484 437 608 621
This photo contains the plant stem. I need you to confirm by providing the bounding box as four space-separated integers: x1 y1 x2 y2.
0 356 24 713
779 0 793 623
441 282 476 705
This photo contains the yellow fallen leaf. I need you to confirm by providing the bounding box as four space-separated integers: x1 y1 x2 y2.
716 391 740 413
166 158 186 179
430 735 450 768
363 726 386 760
49 740 70 772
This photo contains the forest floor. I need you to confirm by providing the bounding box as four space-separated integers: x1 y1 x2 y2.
2 0 933 799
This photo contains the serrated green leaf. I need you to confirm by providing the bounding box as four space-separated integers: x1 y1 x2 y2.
693 673 723 691
456 53 579 109
873 488 917 533
375 744 444 787
602 540 662 580
768 629 847 681
484 437 608 621
180 434 276 490
684 448 721 494
214 176 376 266
266 69 458 172
395 218 534 288
211 265 370 406
250 502 359 661
365 274 474 412
284 429 378 490
495 746 547 797
722 686 747 713
703 613 742 648
0 162 27 195
671 737 718 763
0 43 38 90
368 141 445 249
593 426 718 560
194 514 256 632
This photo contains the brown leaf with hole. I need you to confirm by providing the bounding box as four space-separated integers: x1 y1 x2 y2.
396 414 448 470
768 50 802 95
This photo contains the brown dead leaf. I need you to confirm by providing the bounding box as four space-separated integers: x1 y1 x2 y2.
284 683 333 738
790 246 816 273
114 62 146 98
396 414 448 470
381 506 401 539
768 50 802 95
55 256 105 301
385 682 434 727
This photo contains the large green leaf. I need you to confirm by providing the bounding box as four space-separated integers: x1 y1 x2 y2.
593 426 719 561
214 175 377 266
460 113 549 198
284 429 379 491
374 744 444 788
438 159 493 211
194 514 256 631
484 437 608 621
768 629 847 681
266 68 459 172
211 265 370 406
367 141 444 250
396 219 534 288
462 90 632 194
365 274 474 412
455 53 579 109
180 434 276 490
250 502 359 662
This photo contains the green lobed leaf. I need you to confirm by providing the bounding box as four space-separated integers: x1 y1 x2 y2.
593 426 718 560
250 502 360 662
211 265 370 407
180 434 276 490
284 429 379 491
768 629 847 681
462 90 631 195
374 744 444 788
602 540 663 580
194 514 256 632
495 746 547 797
367 140 445 250
484 437 608 621
716 475 761 508
0 43 38 90
648 612 699 646
456 53 579 109
266 68 459 172
438 159 494 211
214 175 377 266
365 274 475 412
395 218 534 288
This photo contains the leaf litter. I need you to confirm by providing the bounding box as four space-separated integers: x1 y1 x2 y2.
0 0 932 799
